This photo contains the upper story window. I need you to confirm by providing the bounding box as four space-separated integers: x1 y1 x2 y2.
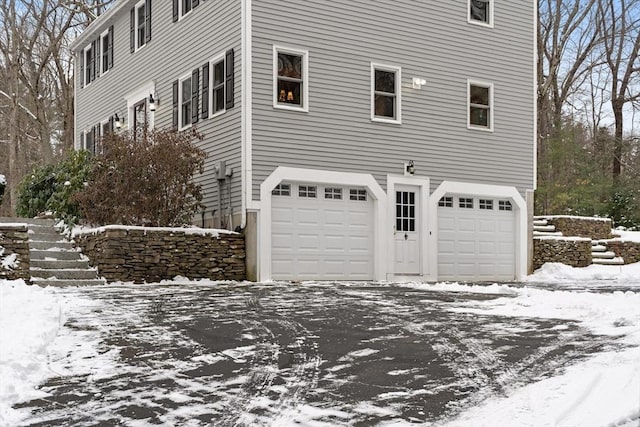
130 0 151 53
173 70 199 130
469 0 493 27
371 63 401 124
200 49 234 119
83 42 96 86
274 46 308 112
100 27 114 74
468 80 493 131
180 74 193 129
173 0 201 21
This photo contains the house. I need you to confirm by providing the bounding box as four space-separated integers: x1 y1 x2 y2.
71 0 536 283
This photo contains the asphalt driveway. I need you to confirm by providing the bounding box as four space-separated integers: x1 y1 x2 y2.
16 282 623 426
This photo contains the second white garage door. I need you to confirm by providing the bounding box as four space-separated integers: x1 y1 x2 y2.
271 183 374 281
438 195 516 281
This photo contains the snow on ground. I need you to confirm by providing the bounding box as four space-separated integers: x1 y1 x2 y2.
0 248 19 271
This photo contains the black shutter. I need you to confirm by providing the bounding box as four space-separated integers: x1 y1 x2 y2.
191 69 200 124
108 26 114 69
172 80 179 130
225 49 235 109
91 40 96 81
193 0 199 7
201 63 209 119
108 116 114 133
172 0 178 22
79 131 84 149
130 8 135 52
145 0 152 42
80 51 84 88
95 38 100 77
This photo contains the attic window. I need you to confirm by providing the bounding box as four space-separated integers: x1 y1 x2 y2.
469 0 493 27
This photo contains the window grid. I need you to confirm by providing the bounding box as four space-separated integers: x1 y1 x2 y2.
499 200 513 211
439 196 454 208
180 76 192 129
136 3 146 48
479 199 494 210
272 184 291 196
276 50 304 108
212 58 225 115
350 189 367 201
469 82 492 130
459 198 474 209
324 187 342 200
395 191 416 232
299 185 317 198
372 64 401 122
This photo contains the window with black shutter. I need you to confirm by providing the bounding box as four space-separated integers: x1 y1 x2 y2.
131 0 151 52
225 49 234 109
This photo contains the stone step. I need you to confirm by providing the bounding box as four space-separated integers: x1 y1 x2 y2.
0 217 57 226
30 268 99 280
29 249 85 261
30 259 91 269
533 219 548 226
592 251 617 259
591 245 608 252
31 278 107 287
592 257 625 265
29 240 76 251
28 225 65 237
533 225 556 232
533 231 564 236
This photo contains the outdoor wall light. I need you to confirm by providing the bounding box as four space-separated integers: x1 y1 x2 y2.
114 113 122 129
149 94 157 111
406 160 415 175
412 77 427 89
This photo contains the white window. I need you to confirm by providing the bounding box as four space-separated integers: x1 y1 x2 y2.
469 0 493 27
299 185 317 198
371 63 401 124
439 196 454 207
325 187 342 200
83 44 94 86
210 54 226 117
499 200 513 211
179 74 193 130
100 28 113 74
179 0 193 18
468 80 493 131
272 184 291 196
479 199 494 210
274 46 309 112
132 0 149 51
350 189 367 201
459 197 474 209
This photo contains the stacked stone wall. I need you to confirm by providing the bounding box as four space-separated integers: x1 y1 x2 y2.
533 237 592 270
74 227 245 283
544 216 612 239
605 241 640 265
0 225 30 281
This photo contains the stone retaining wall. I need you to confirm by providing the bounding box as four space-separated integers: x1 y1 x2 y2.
605 241 640 265
542 216 612 239
533 237 592 270
74 227 245 283
0 224 30 281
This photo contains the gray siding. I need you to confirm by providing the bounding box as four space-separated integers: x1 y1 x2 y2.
251 0 535 198
75 0 243 225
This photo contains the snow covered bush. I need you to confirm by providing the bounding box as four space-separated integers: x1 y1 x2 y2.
16 151 93 224
75 129 206 227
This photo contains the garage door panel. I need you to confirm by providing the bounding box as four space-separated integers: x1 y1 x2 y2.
297 208 320 225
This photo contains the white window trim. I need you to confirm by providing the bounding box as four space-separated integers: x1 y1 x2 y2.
273 45 309 112
83 44 93 87
467 79 494 132
100 28 110 75
134 0 147 52
371 62 402 124
178 72 193 131
178 0 194 21
124 81 155 131
209 52 226 118
468 0 494 28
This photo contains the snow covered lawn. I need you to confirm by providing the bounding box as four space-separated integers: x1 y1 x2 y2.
1 262 639 426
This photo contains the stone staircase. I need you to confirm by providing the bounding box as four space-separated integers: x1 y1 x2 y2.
533 218 624 266
1 217 105 286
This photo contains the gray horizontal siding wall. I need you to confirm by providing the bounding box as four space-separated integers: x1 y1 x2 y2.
251 0 535 199
75 0 243 225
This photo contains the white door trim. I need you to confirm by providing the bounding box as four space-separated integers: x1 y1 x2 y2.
429 181 527 281
387 175 431 281
259 167 387 282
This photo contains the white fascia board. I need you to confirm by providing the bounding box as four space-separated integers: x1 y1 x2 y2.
428 181 528 282
258 167 387 282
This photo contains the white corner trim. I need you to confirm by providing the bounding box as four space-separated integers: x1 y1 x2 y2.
258 167 387 282
241 0 255 228
428 181 528 281
386 175 432 281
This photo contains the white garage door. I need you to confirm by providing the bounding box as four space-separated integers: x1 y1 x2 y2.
271 183 374 281
438 195 515 281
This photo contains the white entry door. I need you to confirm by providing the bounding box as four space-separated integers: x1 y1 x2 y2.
394 186 420 274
